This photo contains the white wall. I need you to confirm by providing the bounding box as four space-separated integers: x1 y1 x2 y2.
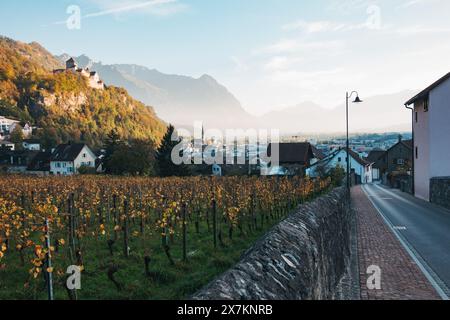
413 99 430 201
429 78 450 178
308 149 372 184
73 145 96 171
50 161 75 176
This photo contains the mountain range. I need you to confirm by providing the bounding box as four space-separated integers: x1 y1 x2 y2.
59 54 416 134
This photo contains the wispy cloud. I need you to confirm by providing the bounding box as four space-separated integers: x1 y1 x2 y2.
52 0 187 24
85 0 185 18
282 20 371 33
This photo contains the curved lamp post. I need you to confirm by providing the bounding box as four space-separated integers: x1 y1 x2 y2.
346 91 363 190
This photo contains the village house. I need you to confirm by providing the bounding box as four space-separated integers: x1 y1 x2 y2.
50 143 97 176
266 143 315 176
0 116 33 139
365 149 386 181
54 58 105 90
22 139 41 151
0 149 39 174
405 72 450 203
0 116 18 136
26 151 52 176
0 140 15 151
308 148 373 184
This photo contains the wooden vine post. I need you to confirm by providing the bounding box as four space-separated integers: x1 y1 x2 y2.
212 198 217 249
182 202 187 262
44 218 54 301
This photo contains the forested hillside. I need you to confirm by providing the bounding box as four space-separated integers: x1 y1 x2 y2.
0 36 166 149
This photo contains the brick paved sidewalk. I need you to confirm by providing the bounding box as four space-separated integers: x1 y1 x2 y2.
352 186 441 300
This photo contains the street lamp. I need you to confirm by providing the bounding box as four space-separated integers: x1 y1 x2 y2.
346 91 363 191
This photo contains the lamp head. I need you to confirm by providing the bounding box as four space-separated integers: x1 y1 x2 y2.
353 96 363 103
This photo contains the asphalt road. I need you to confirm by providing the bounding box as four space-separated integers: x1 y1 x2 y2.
362 183 450 297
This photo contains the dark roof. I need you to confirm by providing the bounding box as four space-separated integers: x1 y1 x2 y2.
402 139 413 149
27 151 52 171
311 145 325 160
405 72 450 105
366 150 386 163
67 57 75 63
387 139 413 153
50 143 86 161
268 143 314 165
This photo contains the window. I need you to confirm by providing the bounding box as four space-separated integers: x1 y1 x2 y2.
83 153 87 158
424 98 429 112
338 157 342 162
397 159 405 165
415 147 418 159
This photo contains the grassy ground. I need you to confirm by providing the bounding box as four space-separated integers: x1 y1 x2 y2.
0 212 286 300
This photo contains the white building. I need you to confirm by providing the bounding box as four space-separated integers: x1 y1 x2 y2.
0 140 15 151
50 143 97 176
0 116 19 137
307 148 373 184
22 139 41 151
405 72 450 201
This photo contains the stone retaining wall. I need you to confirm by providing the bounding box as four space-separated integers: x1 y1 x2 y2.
430 177 450 210
193 187 352 300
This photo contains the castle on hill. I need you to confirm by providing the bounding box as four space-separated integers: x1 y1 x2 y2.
53 57 105 90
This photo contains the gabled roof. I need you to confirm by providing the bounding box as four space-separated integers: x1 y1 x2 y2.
387 139 413 153
50 143 86 162
405 72 450 106
366 150 386 163
267 143 314 165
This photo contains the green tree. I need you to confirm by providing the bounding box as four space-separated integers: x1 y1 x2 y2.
156 125 191 177
10 125 24 144
107 139 157 176
103 130 124 174
329 165 346 187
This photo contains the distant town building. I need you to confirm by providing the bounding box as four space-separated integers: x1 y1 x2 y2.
405 72 450 201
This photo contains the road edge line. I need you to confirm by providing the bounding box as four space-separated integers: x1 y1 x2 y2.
361 184 449 300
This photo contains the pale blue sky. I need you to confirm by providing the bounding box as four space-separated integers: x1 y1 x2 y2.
1 0 450 114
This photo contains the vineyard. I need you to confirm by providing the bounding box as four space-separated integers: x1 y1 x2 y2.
0 175 331 300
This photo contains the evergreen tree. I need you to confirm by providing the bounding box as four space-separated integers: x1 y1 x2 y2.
156 125 191 177
103 130 123 174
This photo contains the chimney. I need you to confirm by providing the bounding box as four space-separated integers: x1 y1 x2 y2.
398 134 403 142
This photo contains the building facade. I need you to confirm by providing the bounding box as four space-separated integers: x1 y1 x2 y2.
405 73 450 201
50 143 97 176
